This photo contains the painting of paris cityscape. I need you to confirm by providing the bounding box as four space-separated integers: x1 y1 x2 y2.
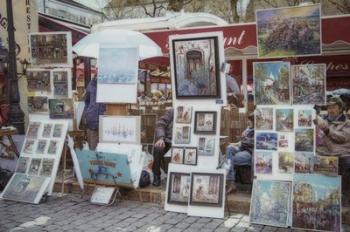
292 174 341 232
100 116 139 144
292 64 326 105
98 47 138 84
254 62 290 105
256 4 321 58
250 180 292 227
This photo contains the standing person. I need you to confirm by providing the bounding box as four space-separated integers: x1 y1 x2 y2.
152 108 173 186
84 74 106 150
225 113 255 194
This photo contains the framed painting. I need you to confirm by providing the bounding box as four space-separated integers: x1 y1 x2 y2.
256 132 278 151
29 32 73 67
167 172 191 205
292 174 341 232
99 116 141 144
28 158 41 175
171 147 184 164
23 140 35 154
184 147 197 165
28 96 48 114
297 109 313 128
190 173 224 207
292 64 326 105
314 156 338 176
294 152 314 173
42 123 53 138
194 111 217 134
27 122 41 139
256 4 321 58
295 128 314 152
198 136 215 156
175 106 192 124
52 124 64 138
250 180 292 227
40 158 54 177
278 152 294 174
52 69 70 98
36 140 47 154
47 140 59 155
26 69 51 93
174 126 191 144
255 107 273 130
275 108 294 132
278 133 293 151
254 151 273 175
16 157 30 173
172 36 221 98
48 99 74 119
254 61 290 105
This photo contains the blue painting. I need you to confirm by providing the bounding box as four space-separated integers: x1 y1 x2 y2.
75 149 132 186
98 47 138 84
250 180 292 227
256 132 278 150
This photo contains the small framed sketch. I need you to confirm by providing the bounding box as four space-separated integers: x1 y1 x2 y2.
40 158 54 177
167 172 191 205
23 140 35 154
16 157 30 173
314 156 338 176
27 122 41 139
48 99 74 119
171 147 184 164
36 140 47 154
174 126 191 144
53 124 63 138
42 123 53 138
175 106 192 124
190 173 224 207
28 96 48 113
28 158 42 175
184 147 198 165
47 140 59 155
194 111 217 134
198 137 215 156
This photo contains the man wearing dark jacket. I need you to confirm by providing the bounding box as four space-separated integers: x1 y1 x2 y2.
84 76 106 150
152 108 173 186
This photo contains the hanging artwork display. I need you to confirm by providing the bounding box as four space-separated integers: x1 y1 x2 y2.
275 108 294 132
250 180 292 227
294 152 314 173
174 125 191 144
26 69 51 93
99 116 141 144
189 172 224 207
96 46 138 103
48 98 74 119
256 4 321 58
197 136 215 156
314 156 338 176
295 128 314 152
292 64 326 105
255 107 273 130
1 174 51 204
172 36 220 98
254 151 273 175
167 172 191 205
254 61 290 105
194 111 217 134
29 32 73 67
292 174 341 232
256 132 278 151
28 96 48 114
175 106 193 124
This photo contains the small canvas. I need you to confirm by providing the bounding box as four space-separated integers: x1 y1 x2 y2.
47 140 59 155
294 152 314 173
278 133 294 151
295 128 314 152
52 69 72 98
174 125 191 144
27 122 41 139
254 151 273 175
28 158 41 175
26 69 51 93
198 136 215 156
175 106 192 124
250 180 292 227
278 152 294 174
48 98 74 119
167 172 191 205
40 158 54 177
52 124 64 138
171 147 184 164
292 174 341 231
194 111 217 134
16 157 30 173
314 156 338 176
256 132 278 151
296 109 313 128
42 123 53 138
99 116 141 144
23 140 35 154
36 140 47 154
255 107 273 130
28 96 48 113
184 148 197 165
275 108 294 132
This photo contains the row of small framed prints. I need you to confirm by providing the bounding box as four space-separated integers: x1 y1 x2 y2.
28 97 74 119
27 122 66 140
16 156 54 178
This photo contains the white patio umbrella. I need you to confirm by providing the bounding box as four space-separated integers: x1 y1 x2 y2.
72 29 162 59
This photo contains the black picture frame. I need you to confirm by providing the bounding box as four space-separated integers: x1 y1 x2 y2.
189 172 224 207
194 111 217 134
184 147 198 165
172 36 221 99
171 147 184 164
167 172 191 205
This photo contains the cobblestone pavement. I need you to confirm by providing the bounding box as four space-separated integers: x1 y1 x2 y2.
0 194 349 232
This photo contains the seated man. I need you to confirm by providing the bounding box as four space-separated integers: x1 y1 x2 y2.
226 113 254 194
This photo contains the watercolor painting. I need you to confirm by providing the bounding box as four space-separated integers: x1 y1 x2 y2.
294 152 314 173
297 109 313 127
314 156 338 176
28 96 48 113
278 152 294 174
174 126 191 144
254 151 273 175
198 136 215 156
26 69 51 92
48 99 74 119
256 132 278 151
255 107 273 130
276 108 294 132
167 172 191 205
175 106 192 124
171 147 184 164
295 128 314 152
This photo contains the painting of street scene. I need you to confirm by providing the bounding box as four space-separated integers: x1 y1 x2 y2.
256 132 278 151
98 47 138 84
276 108 294 132
254 62 290 105
175 106 192 124
28 96 48 113
314 156 338 176
292 174 341 232
172 37 220 98
278 152 294 174
256 4 321 58
174 126 191 144
53 70 69 97
295 152 314 173
48 99 74 119
254 151 273 174
250 180 292 227
190 173 223 207
255 107 273 130
295 128 314 152
26 70 51 92
167 172 191 205
297 109 313 127
292 64 326 105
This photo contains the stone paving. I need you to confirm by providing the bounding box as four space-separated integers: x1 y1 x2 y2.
0 194 349 232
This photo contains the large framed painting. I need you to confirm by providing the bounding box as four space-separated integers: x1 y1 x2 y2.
99 116 141 144
190 173 224 207
26 69 51 93
194 111 217 134
292 174 341 232
167 172 191 205
29 32 73 67
172 36 220 98
292 64 326 105
48 99 74 119
250 180 292 227
254 61 290 105
256 4 321 58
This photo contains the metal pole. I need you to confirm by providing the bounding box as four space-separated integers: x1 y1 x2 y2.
6 0 25 134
